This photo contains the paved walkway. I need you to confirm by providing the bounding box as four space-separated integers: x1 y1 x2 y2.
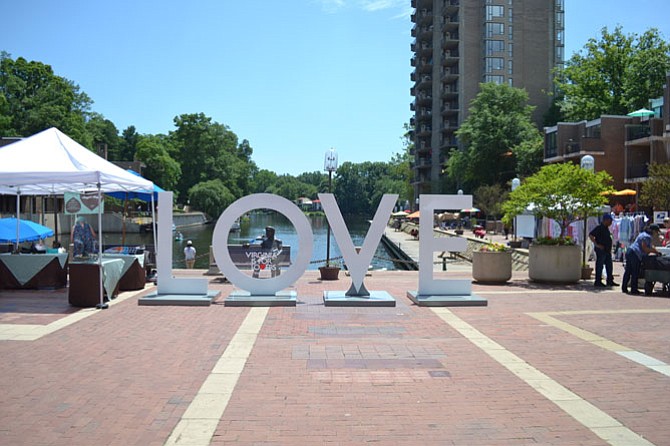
1 265 669 445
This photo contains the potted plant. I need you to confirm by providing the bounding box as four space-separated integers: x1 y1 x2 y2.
472 242 512 283
319 259 341 280
502 163 614 284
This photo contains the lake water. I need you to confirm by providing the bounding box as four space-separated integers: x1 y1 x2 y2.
65 212 397 270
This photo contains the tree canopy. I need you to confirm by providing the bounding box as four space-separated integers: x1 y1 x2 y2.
447 83 543 192
502 163 614 238
0 52 92 144
639 163 670 212
555 26 670 121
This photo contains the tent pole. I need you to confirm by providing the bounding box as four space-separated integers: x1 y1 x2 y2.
53 194 59 243
15 190 20 252
122 193 128 245
151 193 157 272
96 181 108 310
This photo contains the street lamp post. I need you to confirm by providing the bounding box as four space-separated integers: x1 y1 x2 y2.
511 178 520 241
324 148 338 267
580 155 595 268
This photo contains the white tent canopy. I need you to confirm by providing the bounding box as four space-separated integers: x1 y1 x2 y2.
0 127 153 195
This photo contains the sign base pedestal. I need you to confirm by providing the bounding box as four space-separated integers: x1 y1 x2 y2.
406 291 487 307
323 290 395 307
138 290 220 306
225 290 297 307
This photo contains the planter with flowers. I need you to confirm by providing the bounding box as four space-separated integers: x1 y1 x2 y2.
472 242 512 284
502 163 614 285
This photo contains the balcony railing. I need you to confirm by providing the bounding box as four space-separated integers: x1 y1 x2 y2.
564 142 581 154
545 148 558 159
627 164 649 179
626 125 651 141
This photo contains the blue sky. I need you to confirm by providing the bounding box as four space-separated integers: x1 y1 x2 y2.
3 0 669 176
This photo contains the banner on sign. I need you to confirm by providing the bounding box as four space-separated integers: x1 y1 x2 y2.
64 192 104 215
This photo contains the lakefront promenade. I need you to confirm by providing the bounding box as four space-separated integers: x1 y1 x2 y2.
1 234 669 445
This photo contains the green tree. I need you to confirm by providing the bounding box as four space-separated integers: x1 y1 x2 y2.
266 175 316 200
85 113 120 159
188 179 235 219
513 135 544 178
455 83 541 190
296 171 329 193
119 125 140 162
639 163 670 211
474 184 507 221
0 52 92 144
333 161 405 216
252 169 279 194
170 113 253 202
556 26 670 121
135 134 181 192
502 163 614 238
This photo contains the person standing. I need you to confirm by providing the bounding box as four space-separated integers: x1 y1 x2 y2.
184 240 196 269
589 213 617 287
71 216 97 257
622 224 661 295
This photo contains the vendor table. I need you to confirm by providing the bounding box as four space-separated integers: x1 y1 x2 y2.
0 253 69 289
102 254 146 291
68 258 124 307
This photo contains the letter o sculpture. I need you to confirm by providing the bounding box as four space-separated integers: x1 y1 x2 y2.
211 193 314 295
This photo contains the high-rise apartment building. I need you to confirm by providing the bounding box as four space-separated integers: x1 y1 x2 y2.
409 0 564 199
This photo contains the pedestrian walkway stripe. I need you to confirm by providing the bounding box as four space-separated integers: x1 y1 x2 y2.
165 307 269 446
0 288 145 341
432 308 655 446
529 310 670 377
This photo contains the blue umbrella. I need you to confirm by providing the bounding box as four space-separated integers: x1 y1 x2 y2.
0 218 55 243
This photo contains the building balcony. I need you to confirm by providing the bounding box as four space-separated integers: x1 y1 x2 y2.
416 93 432 106
416 158 432 169
442 50 459 65
443 0 459 15
417 110 432 122
442 17 459 33
441 88 458 100
626 124 651 141
564 141 581 155
416 142 431 154
626 163 649 180
442 33 459 49
441 103 459 116
441 121 458 132
441 67 459 82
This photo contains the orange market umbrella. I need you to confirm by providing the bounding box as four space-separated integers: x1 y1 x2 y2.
407 211 420 219
613 189 637 196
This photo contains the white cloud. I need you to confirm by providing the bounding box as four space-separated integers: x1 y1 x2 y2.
360 0 398 11
315 0 347 13
315 0 409 16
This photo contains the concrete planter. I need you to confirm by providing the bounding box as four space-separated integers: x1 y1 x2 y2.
529 244 581 283
472 251 512 284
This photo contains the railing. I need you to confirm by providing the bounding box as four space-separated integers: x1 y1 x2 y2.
626 125 651 141
627 164 649 179
564 142 581 154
